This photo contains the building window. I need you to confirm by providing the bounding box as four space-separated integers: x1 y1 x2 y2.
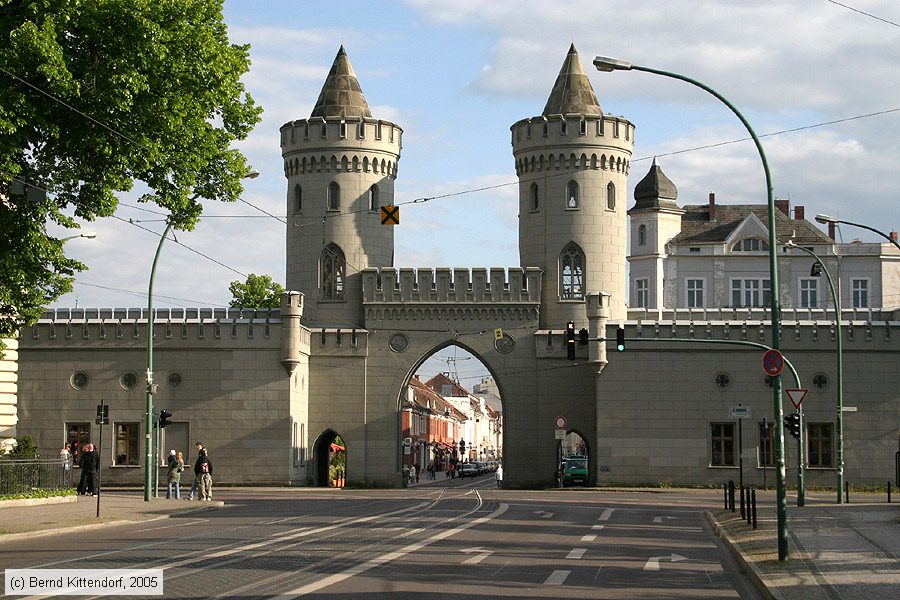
293 185 302 212
731 238 769 252
638 224 646 246
851 279 868 308
566 180 579 209
634 279 649 308
579 119 586 135
687 279 705 308
70 371 89 390
560 243 585 300
320 122 327 138
710 423 735 466
320 243 345 300
357 121 365 139
689 247 701 253
119 372 137 390
800 278 819 308
66 422 91 465
807 423 833 467
375 121 382 139
606 182 615 210
441 384 452 396
339 121 347 139
114 423 140 466
731 279 771 308
327 182 340 211
368 185 379 211
758 421 775 467
813 373 829 389
560 120 567 136
530 183 539 211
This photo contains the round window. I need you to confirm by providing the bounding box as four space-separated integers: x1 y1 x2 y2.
714 372 731 389
71 371 89 390
389 333 409 353
167 372 183 389
120 372 137 390
494 333 515 354
813 373 828 389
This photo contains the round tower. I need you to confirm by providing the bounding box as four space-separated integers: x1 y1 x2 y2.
281 46 402 328
512 44 634 326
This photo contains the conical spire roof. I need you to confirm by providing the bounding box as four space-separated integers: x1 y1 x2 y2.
310 46 372 119
632 158 680 211
542 44 602 116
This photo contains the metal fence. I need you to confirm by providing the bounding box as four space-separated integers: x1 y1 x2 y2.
0 458 70 496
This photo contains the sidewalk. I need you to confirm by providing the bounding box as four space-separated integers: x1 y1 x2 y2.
0 492 221 541
707 490 900 600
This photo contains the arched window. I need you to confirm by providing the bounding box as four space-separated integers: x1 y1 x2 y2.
368 184 379 211
560 243 585 300
293 185 302 213
606 182 616 210
566 180 579 209
320 243 345 300
327 182 340 211
530 183 539 211
638 224 646 246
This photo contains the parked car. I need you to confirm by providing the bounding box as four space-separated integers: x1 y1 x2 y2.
562 455 588 486
459 463 479 478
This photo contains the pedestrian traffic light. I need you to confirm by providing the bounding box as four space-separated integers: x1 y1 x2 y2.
566 321 576 360
159 409 172 429
578 328 589 345
616 326 625 352
784 412 801 439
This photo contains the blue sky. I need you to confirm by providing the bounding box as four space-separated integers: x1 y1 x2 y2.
51 1 900 385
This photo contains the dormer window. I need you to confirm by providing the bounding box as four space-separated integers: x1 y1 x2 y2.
731 238 769 252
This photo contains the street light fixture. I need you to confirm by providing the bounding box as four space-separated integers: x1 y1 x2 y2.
61 231 98 242
786 239 845 503
814 214 900 252
594 55 789 560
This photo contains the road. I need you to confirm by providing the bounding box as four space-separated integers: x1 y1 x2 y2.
1 477 763 599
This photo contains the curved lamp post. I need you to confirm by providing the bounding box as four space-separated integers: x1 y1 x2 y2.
144 169 260 501
594 56 788 561
815 214 900 252
61 232 98 242
785 240 843 503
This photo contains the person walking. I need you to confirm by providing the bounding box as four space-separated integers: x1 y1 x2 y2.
495 464 503 488
413 461 420 484
187 441 204 500
194 448 213 501
166 450 184 499
60 443 71 486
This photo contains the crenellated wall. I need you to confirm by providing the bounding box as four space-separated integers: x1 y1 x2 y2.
361 267 542 304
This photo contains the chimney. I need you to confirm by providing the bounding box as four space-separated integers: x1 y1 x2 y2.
891 230 898 243
708 192 716 222
828 222 836 240
774 199 789 216
794 205 804 221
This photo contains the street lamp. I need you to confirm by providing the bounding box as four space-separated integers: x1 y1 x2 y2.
786 239 844 503
815 214 900 252
144 169 260 502
61 232 98 242
594 56 789 560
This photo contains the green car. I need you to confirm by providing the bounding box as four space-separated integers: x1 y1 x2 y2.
562 455 588 486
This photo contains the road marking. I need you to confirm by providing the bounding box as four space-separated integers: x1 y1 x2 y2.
591 524 605 531
566 548 586 559
544 569 570 585
131 519 208 533
598 508 615 521
653 516 677 524
643 553 687 571
533 510 554 518
461 546 493 565
581 534 596 542
273 503 509 598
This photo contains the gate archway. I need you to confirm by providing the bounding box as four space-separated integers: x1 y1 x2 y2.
313 429 346 487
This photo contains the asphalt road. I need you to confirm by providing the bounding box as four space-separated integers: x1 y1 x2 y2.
1 477 764 599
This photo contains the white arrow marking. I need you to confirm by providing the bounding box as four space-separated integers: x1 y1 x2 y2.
566 548 586 559
643 553 687 571
598 508 615 521
461 546 493 565
544 570 570 585
533 510 554 519
652 516 677 524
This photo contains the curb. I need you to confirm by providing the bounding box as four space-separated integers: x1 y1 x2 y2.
704 510 780 600
0 495 78 509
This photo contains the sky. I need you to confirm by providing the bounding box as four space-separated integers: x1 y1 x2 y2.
48 0 900 385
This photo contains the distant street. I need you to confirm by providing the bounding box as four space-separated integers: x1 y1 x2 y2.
2 480 763 599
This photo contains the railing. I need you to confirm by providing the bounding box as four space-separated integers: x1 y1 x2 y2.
0 458 70 495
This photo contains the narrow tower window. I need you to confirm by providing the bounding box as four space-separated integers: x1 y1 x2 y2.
368 184 379 211
327 182 340 211
530 183 539 211
566 180 579 209
560 243 585 300
638 224 646 246
293 185 302 213
606 182 616 210
320 243 345 300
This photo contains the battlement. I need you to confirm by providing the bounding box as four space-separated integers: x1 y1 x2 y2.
281 116 401 154
626 306 900 324
37 307 282 323
511 113 634 154
361 267 542 304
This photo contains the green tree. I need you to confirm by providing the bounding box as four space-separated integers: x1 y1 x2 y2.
0 0 262 348
9 433 39 458
229 273 285 309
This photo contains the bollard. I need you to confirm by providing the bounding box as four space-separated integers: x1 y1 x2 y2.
888 481 892 504
751 488 758 529
728 480 736 512
746 488 752 526
723 483 729 509
844 481 850 503
740 485 746 520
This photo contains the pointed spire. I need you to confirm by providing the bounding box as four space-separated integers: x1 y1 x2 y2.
632 159 680 211
542 44 602 116
310 46 372 119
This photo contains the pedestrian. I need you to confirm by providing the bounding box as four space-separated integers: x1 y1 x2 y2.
413 461 420 483
166 450 184 499
194 448 213 501
495 464 503 488
60 443 71 486
78 443 98 495
187 441 204 500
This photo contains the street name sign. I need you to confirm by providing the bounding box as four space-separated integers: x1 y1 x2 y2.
729 406 751 419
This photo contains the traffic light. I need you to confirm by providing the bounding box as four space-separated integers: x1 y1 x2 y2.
616 326 625 352
459 439 466 455
784 413 801 439
159 409 172 429
578 328 589 345
566 321 576 360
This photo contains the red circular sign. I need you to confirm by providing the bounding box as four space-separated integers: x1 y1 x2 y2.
763 349 784 377
554 416 567 429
